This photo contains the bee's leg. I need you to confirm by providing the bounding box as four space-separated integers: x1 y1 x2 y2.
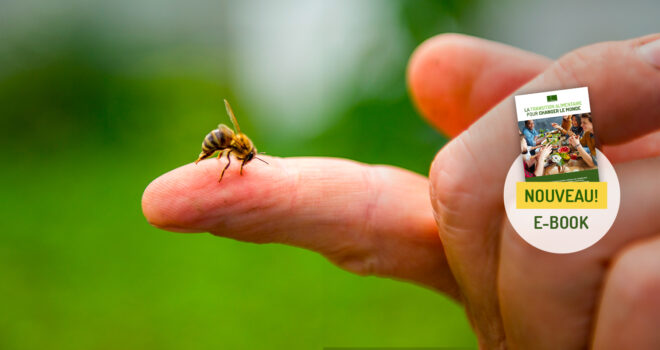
240 159 248 176
195 152 209 164
219 150 232 182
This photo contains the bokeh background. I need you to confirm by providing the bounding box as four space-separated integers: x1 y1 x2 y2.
1 0 658 349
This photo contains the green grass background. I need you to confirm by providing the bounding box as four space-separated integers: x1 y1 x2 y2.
0 1 478 348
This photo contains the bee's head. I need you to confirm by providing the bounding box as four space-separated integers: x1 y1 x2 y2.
249 147 269 165
244 149 255 163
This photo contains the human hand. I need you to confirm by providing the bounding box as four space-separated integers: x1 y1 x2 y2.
538 145 552 160
142 34 660 349
569 134 580 147
409 33 660 349
552 122 560 128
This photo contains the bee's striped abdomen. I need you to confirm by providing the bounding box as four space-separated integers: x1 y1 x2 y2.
201 125 233 154
202 131 219 151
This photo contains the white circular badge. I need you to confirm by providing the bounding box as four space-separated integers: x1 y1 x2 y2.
503 149 620 254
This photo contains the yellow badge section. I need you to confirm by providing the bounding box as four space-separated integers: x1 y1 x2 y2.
516 182 607 209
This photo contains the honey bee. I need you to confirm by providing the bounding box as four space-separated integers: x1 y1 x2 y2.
195 99 267 182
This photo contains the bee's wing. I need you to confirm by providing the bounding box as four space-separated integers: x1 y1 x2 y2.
224 99 241 133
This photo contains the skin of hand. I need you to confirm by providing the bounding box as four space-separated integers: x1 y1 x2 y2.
570 134 595 167
579 144 595 167
520 137 528 155
534 145 552 177
142 34 660 349
539 145 552 160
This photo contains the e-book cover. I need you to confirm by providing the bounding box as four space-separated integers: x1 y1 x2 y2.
515 87 599 182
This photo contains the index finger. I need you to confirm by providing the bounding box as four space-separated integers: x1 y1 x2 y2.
142 156 460 297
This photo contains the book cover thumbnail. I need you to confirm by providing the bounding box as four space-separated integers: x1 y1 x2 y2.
515 87 599 182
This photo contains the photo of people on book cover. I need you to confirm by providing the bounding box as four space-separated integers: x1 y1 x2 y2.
515 87 599 182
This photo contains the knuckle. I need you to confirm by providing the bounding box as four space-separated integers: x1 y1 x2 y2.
430 134 482 239
319 167 384 278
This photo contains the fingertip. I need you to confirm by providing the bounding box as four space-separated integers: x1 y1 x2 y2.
141 164 202 232
407 34 550 138
141 156 286 233
408 33 478 137
141 173 166 227
140 160 234 231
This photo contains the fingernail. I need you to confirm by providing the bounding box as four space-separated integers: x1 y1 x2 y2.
638 38 660 68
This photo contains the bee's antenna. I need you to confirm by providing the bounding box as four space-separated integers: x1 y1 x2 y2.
224 99 241 133
255 157 269 165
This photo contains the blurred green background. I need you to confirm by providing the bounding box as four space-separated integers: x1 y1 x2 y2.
0 1 476 348
2 0 657 348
